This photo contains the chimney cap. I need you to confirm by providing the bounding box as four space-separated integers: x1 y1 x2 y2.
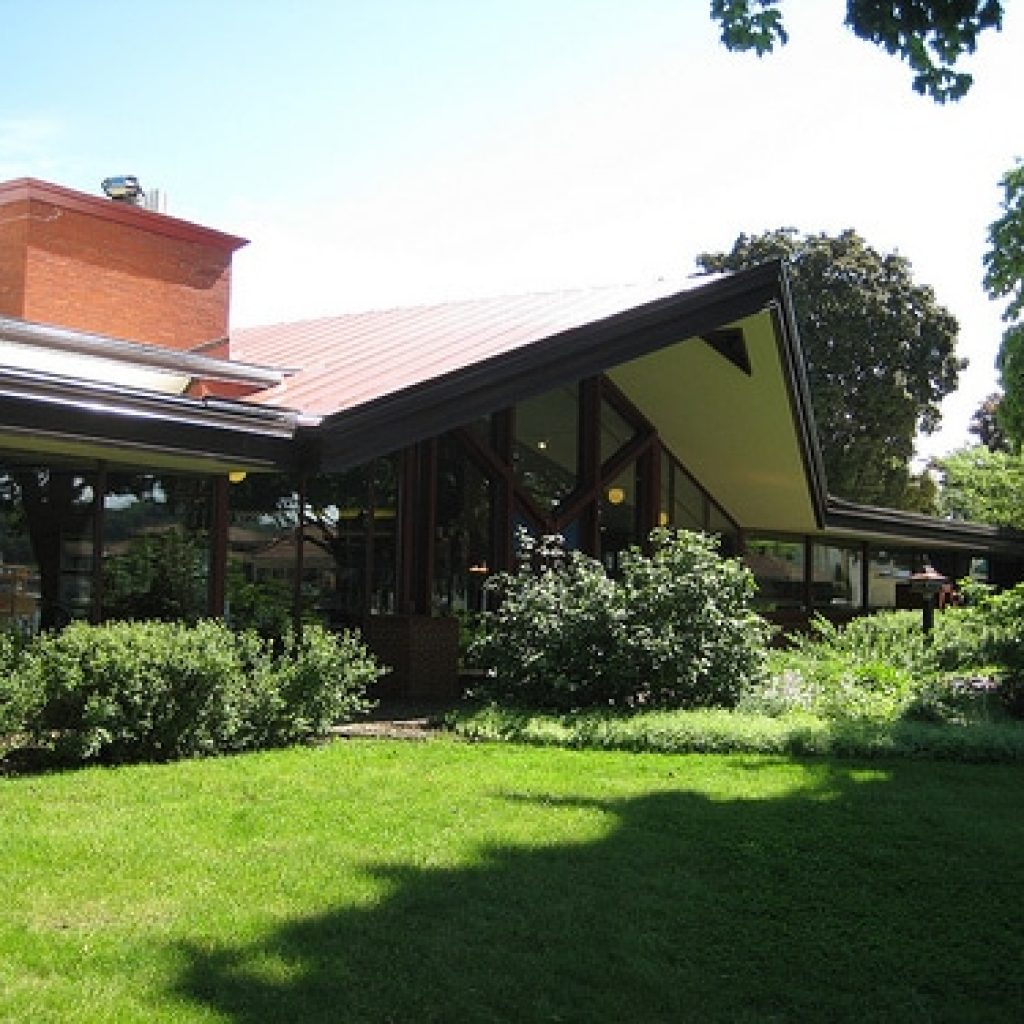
101 175 144 202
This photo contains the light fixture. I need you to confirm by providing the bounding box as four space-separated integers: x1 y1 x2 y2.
228 470 247 484
469 563 489 575
658 511 669 526
607 486 626 505
536 440 548 451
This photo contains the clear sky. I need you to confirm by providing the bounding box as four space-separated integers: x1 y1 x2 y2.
3 0 1022 462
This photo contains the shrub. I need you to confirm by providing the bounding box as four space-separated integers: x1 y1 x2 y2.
469 529 769 710
13 619 381 764
259 626 379 746
0 628 35 742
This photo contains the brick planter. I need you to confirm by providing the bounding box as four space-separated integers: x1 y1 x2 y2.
362 615 460 700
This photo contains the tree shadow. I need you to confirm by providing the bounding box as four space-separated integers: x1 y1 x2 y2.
173 759 1023 1022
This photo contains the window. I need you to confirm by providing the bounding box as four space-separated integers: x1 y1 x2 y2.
812 543 863 609
513 385 580 511
744 537 806 610
434 436 494 613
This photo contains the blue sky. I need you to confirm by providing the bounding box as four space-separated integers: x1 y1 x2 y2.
3 0 1023 460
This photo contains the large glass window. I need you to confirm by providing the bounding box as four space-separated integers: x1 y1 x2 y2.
867 548 915 609
600 398 637 468
812 542 863 610
225 473 326 635
434 436 494 613
103 472 210 624
0 466 98 630
513 385 580 511
599 464 639 571
744 537 806 610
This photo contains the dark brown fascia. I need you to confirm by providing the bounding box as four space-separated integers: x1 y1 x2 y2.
312 260 830 533
824 496 1024 555
0 368 299 470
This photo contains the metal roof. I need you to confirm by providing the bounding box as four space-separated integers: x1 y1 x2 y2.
231 278 713 418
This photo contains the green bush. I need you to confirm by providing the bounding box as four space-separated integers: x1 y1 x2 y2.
745 603 1014 725
0 628 36 742
260 626 380 746
11 620 380 764
469 529 769 710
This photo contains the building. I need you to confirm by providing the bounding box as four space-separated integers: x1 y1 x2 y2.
1 178 1020 694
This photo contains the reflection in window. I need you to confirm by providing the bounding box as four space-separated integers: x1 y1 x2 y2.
867 548 915 609
600 398 636 468
744 537 806 610
226 473 324 635
0 467 98 630
104 473 209 624
435 436 494 613
306 458 400 623
812 543 862 609
599 464 638 571
513 385 579 510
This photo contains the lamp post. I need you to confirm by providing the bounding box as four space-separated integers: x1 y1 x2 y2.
909 563 947 635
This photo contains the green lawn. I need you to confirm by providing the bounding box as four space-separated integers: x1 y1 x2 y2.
2 739 1022 1022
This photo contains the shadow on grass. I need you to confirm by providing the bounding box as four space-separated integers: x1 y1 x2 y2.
174 760 1023 1023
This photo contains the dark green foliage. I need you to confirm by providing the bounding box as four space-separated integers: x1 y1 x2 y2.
226 561 305 638
985 160 1024 449
5 620 379 764
102 527 208 623
970 392 1011 452
697 229 963 507
711 0 1003 101
469 529 769 710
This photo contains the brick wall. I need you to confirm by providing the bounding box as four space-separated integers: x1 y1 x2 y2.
0 179 247 349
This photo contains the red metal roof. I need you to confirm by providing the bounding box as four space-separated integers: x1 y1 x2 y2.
231 279 705 419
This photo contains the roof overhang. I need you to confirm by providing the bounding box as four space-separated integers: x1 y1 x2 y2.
0 318 304 474
313 261 828 531
822 497 1024 555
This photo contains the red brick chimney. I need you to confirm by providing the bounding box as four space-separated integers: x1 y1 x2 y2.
0 178 247 351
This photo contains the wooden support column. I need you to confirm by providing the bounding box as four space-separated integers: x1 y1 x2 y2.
398 447 419 614
293 473 306 636
90 461 107 624
209 476 229 619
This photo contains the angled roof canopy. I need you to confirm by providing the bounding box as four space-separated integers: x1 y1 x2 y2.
234 262 828 533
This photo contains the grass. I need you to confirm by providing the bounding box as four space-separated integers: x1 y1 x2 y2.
446 702 1024 762
2 738 1023 1022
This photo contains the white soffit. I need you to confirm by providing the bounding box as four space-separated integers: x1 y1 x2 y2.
609 309 819 533
0 341 191 395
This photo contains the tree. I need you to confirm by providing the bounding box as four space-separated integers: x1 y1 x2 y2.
710 0 1003 102
933 445 1024 528
984 160 1024 448
696 229 964 507
970 392 1011 452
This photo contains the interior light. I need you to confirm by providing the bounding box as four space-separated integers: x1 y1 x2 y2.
536 440 548 451
658 511 669 526
228 470 247 484
607 486 626 505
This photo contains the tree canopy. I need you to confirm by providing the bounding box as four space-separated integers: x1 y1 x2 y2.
933 445 1024 529
696 229 964 508
970 392 1011 452
984 160 1024 449
710 0 1003 102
